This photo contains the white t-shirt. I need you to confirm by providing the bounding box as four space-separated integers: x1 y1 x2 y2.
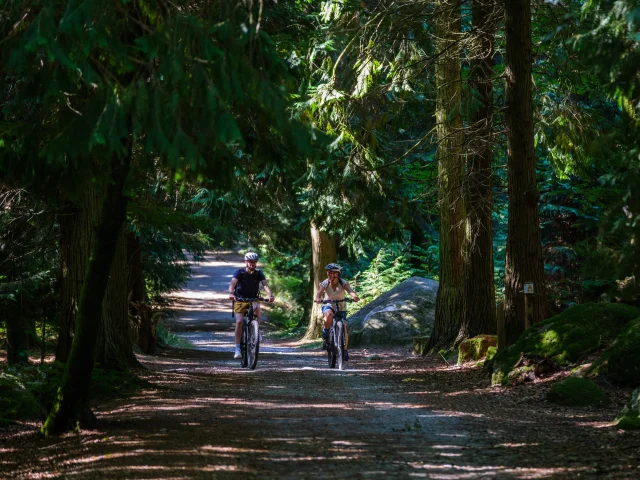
319 279 350 311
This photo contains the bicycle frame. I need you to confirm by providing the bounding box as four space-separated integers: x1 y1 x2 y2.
320 298 352 370
234 297 265 369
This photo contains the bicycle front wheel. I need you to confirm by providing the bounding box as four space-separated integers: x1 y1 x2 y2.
240 318 249 368
335 322 344 370
248 320 260 369
327 328 336 368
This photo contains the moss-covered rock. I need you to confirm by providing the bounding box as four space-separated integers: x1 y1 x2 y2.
0 373 43 424
615 389 640 430
458 335 497 365
492 303 640 385
486 346 497 362
547 377 610 407
588 318 640 387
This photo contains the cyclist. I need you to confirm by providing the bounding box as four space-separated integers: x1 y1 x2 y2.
228 252 274 359
314 263 359 360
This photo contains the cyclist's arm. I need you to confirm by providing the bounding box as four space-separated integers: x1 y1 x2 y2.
261 279 274 301
344 282 360 302
315 284 327 303
228 278 238 300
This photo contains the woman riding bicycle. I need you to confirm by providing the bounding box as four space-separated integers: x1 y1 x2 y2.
314 263 359 361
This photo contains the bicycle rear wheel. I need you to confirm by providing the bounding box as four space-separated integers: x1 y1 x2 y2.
335 322 344 370
327 328 336 368
247 320 260 369
240 318 249 368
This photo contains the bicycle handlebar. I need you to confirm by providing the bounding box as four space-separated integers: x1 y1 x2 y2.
234 296 271 302
316 298 354 304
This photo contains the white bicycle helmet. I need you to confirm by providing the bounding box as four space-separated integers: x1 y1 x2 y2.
325 263 342 272
244 252 259 261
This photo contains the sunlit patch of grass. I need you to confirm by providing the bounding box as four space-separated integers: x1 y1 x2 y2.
157 321 193 349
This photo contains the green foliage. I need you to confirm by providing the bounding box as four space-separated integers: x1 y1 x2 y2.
0 362 152 424
0 371 43 424
256 244 309 330
615 389 640 430
343 241 433 311
156 319 192 349
547 377 610 407
492 303 640 385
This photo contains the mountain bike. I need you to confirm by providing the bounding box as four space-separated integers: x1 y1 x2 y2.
318 298 353 370
233 297 266 369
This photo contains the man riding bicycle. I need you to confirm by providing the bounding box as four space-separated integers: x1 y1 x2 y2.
228 252 274 359
315 263 359 360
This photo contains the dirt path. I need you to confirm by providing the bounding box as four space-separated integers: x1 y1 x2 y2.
1 252 639 479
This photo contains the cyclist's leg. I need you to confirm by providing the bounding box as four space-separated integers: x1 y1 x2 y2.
345 323 349 349
323 308 333 330
234 312 244 344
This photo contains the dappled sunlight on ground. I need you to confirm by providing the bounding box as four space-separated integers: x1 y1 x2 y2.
3 251 639 478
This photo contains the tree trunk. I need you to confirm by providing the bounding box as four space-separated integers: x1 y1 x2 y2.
42 151 132 437
429 0 465 351
95 225 138 369
6 308 28 365
503 0 546 346
457 0 497 342
57 181 136 368
126 232 145 305
304 223 337 340
57 188 99 363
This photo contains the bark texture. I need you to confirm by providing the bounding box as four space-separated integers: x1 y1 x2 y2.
458 0 497 342
503 0 546 345
57 182 136 368
304 223 337 340
57 188 99 363
429 0 465 350
42 152 132 436
95 224 138 369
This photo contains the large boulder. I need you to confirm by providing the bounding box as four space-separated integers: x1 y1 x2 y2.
348 277 437 346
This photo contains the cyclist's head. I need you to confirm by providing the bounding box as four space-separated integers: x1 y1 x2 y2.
244 252 259 270
325 263 342 275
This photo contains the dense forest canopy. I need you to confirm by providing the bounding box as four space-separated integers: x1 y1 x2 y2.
1 0 639 434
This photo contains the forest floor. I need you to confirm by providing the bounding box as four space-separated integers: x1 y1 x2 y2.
1 252 639 479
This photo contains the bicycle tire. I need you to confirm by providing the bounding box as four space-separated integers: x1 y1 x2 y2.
335 322 344 370
327 328 336 368
240 317 249 368
248 320 260 369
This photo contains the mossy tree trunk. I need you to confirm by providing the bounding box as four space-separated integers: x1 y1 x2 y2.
429 0 465 351
42 152 131 436
503 0 546 346
304 223 336 340
458 0 497 343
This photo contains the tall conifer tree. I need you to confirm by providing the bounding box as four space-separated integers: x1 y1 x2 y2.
430 0 465 350
503 0 547 345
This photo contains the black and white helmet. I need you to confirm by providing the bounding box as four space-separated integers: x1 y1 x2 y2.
244 252 259 261
325 263 342 272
